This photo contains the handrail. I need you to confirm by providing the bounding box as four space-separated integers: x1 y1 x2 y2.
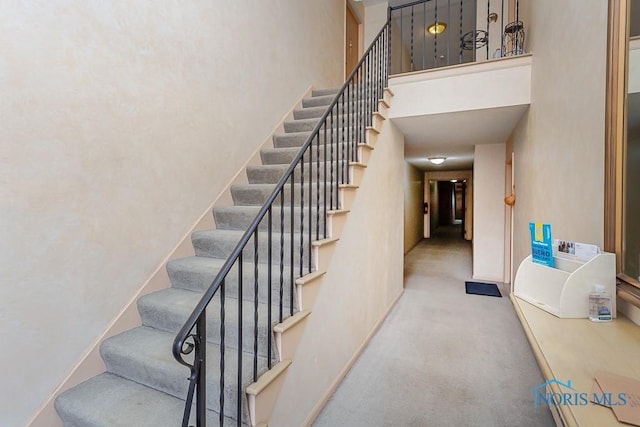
172 18 391 427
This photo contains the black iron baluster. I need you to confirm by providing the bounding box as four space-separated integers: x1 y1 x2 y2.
376 38 380 115
316 133 320 242
410 5 414 71
487 0 490 60
290 167 294 316
447 0 451 65
358 70 362 155
289 171 294 317
330 111 334 211
423 1 426 70
368 50 372 125
345 93 350 190
388 7 392 76
219 280 225 425
279 190 284 323
400 7 403 72
323 121 328 238
515 0 520 55
253 231 258 382
459 0 463 64
340 94 345 185
348 80 353 172
196 313 206 427
181 358 197 427
299 153 304 278
237 253 243 425
434 0 438 68
501 0 504 56
267 207 272 370
308 139 312 275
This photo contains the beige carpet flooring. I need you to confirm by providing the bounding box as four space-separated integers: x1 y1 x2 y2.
313 225 555 427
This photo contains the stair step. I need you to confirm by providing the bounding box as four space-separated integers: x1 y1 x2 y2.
231 183 341 207
213 205 327 233
246 162 357 185
191 229 313 269
55 373 235 427
167 256 296 305
137 287 287 358
273 130 365 149
262 143 356 165
101 326 260 421
54 86 357 427
311 87 340 97
283 116 368 133
301 94 335 108
293 104 374 120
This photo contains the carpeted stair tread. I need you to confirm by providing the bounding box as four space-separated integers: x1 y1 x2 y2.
101 326 260 419
213 205 326 232
301 94 335 108
311 87 341 97
192 229 312 267
261 143 355 165
273 129 363 149
137 287 285 356
293 104 372 120
167 256 296 303
54 373 235 427
231 183 337 207
246 162 356 185
283 116 366 133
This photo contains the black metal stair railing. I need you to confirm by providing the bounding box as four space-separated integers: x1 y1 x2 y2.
172 20 391 427
389 0 523 75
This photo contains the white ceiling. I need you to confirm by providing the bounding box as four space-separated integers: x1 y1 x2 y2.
394 104 529 171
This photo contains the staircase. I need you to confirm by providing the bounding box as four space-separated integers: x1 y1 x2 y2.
55 21 392 427
53 90 390 427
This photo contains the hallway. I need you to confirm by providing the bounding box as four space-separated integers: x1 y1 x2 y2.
313 226 555 426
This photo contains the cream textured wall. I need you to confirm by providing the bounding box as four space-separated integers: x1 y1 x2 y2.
0 2 344 425
510 0 607 274
269 119 405 427
388 57 531 118
364 2 389 47
404 162 424 253
473 143 506 282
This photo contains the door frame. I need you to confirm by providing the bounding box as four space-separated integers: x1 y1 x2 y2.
345 2 363 78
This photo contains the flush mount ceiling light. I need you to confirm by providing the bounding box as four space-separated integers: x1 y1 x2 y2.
427 22 447 35
428 157 446 165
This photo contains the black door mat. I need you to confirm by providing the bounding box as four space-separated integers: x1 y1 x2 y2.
465 281 502 297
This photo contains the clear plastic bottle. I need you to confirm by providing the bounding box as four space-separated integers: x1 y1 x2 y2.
589 284 612 322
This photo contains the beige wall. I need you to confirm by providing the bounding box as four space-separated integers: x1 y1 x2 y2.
473 143 506 282
404 163 424 253
510 0 607 277
364 2 389 47
0 2 344 425
270 118 405 427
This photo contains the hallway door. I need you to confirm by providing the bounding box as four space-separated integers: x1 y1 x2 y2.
345 5 360 78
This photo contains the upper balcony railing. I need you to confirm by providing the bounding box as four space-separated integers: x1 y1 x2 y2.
389 0 524 75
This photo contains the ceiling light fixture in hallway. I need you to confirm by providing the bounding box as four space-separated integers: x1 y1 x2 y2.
428 156 446 165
